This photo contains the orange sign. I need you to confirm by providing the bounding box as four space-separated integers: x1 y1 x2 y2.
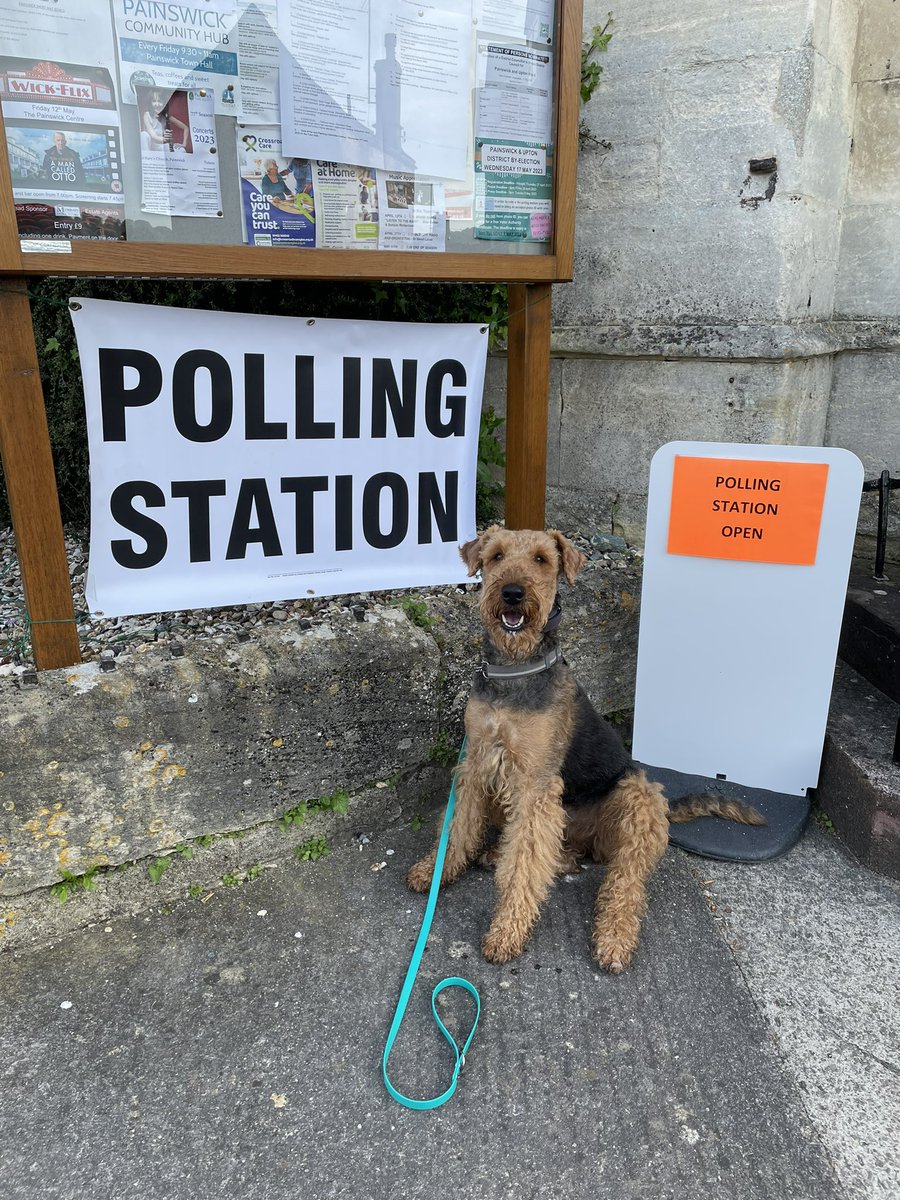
667 456 829 565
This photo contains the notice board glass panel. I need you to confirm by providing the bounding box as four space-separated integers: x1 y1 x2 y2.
0 0 564 264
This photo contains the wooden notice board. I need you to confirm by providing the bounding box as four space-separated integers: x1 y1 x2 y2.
0 0 584 668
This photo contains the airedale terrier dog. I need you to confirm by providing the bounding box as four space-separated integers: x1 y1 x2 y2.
408 526 763 972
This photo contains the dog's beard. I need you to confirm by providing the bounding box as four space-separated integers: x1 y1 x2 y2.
481 586 549 661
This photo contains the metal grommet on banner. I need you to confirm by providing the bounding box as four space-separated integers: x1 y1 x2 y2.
69 301 81 311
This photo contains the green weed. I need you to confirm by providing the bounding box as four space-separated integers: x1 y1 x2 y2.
147 857 171 884
50 866 101 904
428 731 457 768
313 788 349 815
294 837 330 863
401 597 435 629
279 801 308 830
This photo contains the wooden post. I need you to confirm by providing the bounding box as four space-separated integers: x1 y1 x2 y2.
0 281 81 669
504 281 552 530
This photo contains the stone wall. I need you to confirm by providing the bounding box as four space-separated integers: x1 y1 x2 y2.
537 0 899 559
0 561 640 941
828 0 900 553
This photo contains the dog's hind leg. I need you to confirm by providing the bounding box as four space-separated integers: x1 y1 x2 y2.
482 775 566 963
406 764 487 893
591 771 669 973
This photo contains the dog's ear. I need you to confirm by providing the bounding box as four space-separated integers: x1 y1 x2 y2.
549 530 586 586
459 525 500 576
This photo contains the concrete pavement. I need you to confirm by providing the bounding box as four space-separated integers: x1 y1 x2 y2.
1 817 897 1200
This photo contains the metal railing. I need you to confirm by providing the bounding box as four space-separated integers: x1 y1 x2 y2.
862 470 899 582
859 472 899 762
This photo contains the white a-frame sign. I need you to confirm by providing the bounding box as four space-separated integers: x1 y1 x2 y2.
633 442 862 859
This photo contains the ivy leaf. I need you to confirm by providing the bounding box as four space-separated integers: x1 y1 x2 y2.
147 857 171 884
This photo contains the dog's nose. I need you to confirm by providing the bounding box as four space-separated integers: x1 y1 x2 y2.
501 583 525 605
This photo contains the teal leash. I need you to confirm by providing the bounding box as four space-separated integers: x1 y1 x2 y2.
382 738 481 1110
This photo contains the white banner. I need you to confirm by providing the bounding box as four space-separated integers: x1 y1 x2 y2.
70 299 488 617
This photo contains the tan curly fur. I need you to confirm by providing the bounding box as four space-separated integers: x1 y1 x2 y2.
408 527 764 972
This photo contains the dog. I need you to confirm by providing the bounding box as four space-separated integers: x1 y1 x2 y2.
407 526 764 972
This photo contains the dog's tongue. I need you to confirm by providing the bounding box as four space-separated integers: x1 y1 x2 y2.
501 611 525 630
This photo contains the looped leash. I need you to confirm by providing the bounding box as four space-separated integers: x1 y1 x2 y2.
382 738 480 1110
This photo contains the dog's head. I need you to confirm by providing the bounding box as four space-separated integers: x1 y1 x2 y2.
459 526 585 660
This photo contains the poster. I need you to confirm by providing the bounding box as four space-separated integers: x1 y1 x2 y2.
236 1 279 122
377 171 445 252
277 0 471 180
313 160 378 248
1 55 124 240
113 0 241 116
474 0 555 43
0 0 117 73
474 138 552 242
69 298 488 616
445 177 474 223
237 125 314 246
475 41 553 145
137 86 222 217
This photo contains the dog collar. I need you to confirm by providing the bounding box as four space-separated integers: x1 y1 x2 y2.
478 645 562 681
543 597 562 633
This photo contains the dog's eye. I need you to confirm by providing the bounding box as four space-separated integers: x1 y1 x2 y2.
534 554 546 564
492 552 503 561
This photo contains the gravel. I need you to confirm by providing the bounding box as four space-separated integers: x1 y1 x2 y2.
0 525 642 670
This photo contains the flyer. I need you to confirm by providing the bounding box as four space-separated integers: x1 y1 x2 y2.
113 0 241 116
474 138 552 242
236 125 315 246
1 55 124 239
444 183 473 223
474 0 555 43
312 160 378 249
376 171 445 253
475 41 553 146
236 1 279 123
0 0 117 74
277 0 470 180
137 86 222 217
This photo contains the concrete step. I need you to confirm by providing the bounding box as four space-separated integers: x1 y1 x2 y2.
816 662 900 881
839 561 900 706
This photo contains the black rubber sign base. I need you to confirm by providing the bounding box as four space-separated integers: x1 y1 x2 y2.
639 763 811 863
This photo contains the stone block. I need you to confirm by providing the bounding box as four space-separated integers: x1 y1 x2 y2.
839 567 900 703
826 351 900 481
811 0 863 79
817 663 900 881
846 79 900 205
0 574 640 904
582 0 813 80
0 607 440 896
546 355 832 539
854 0 900 83
555 196 844 327
834 205 900 316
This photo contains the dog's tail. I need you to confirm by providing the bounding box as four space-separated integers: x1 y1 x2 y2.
667 795 766 825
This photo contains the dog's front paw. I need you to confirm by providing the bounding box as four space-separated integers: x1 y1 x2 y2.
592 930 636 974
406 859 434 893
482 926 525 964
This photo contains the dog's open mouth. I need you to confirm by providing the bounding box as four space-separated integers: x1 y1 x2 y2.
500 611 526 633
